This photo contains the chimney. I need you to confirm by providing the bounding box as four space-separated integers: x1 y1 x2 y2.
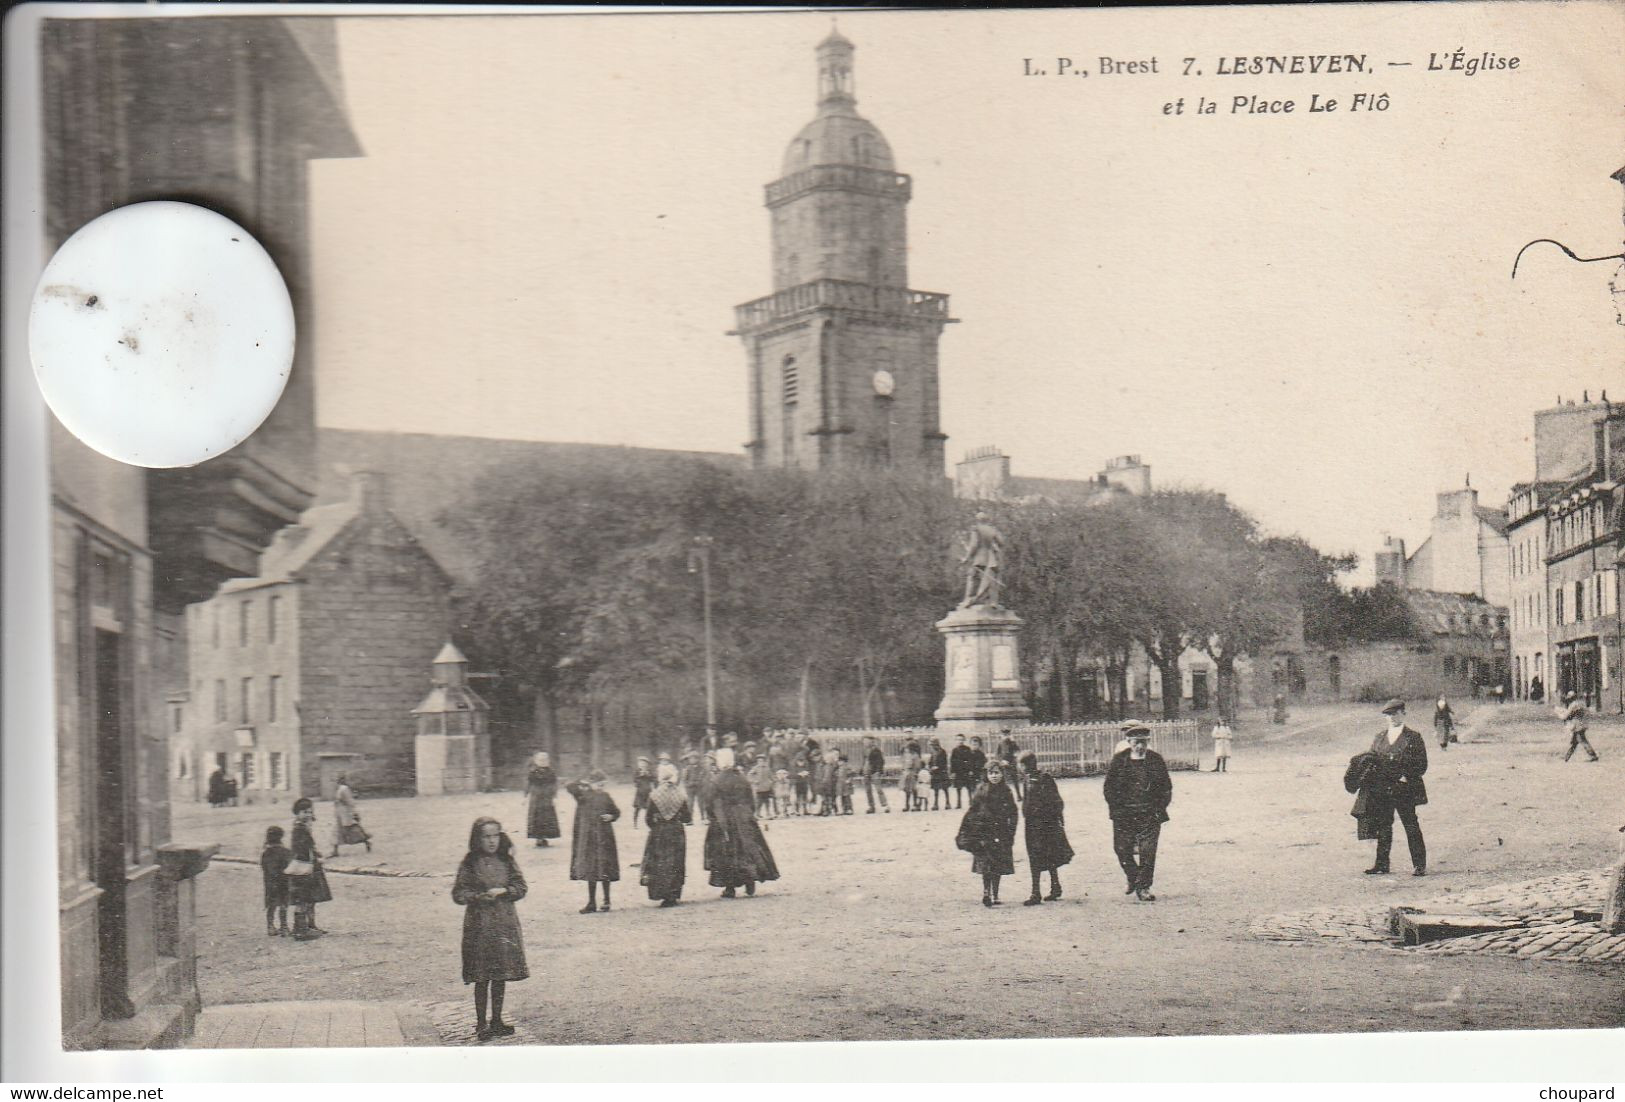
351 470 389 514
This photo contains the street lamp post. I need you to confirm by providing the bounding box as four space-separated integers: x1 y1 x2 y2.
688 535 718 739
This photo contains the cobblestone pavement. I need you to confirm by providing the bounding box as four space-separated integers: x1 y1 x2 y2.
1252 868 1625 964
418 998 545 1046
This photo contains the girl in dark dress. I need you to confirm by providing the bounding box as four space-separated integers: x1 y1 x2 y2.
928 738 952 811
960 760 1018 906
525 752 561 847
1019 752 1074 905
452 817 529 1041
260 825 291 936
567 770 620 913
287 797 332 940
640 762 690 906
703 749 780 898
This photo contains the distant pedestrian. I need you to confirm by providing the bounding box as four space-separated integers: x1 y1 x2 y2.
773 769 792 817
286 797 332 940
1103 723 1172 902
862 736 890 814
1210 720 1233 772
957 759 1018 907
1432 698 1456 751
792 754 812 816
704 749 780 898
929 737 952 810
817 749 839 816
949 734 975 808
1020 752 1073 904
260 825 291 937
452 817 528 1041
330 774 371 857
1347 699 1428 877
748 753 776 817
838 751 855 815
1530 675 1545 703
640 763 690 907
208 767 232 808
968 737 989 789
682 750 708 823
1272 693 1288 725
567 770 621 913
1560 692 1600 762
631 756 655 828
524 752 561 847
900 740 922 813
997 728 1024 802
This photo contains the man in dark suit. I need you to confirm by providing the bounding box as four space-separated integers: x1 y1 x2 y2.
1103 723 1173 902
948 734 975 808
1351 698 1429 876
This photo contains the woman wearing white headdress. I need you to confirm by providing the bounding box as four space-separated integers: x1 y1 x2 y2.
703 748 780 898
640 762 690 907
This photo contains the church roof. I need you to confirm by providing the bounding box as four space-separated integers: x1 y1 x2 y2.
782 112 895 175
819 25 853 49
316 428 742 584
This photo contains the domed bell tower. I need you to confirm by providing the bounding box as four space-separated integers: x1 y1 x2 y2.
733 29 955 475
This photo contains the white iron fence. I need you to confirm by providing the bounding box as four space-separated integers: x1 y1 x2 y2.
804 719 1201 780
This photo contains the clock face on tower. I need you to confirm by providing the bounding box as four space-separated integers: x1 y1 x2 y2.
872 370 895 397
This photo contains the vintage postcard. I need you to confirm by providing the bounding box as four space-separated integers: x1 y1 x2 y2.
5 0 1624 1079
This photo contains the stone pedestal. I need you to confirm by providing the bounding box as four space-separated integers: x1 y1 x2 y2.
934 604 1031 736
1604 858 1625 935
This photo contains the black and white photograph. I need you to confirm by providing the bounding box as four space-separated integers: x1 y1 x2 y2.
4 0 1624 1078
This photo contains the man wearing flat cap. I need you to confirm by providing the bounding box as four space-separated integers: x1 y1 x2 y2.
1103 722 1173 902
1348 699 1428 876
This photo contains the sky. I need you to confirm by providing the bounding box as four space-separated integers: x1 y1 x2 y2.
309 4 1625 583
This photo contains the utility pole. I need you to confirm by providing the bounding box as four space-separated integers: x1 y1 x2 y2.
688 535 718 738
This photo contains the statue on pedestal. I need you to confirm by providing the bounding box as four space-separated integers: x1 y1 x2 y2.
958 511 1006 609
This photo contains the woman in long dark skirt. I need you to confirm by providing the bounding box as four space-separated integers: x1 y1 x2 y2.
567 770 620 913
703 749 780 898
962 760 1018 906
525 751 561 847
287 797 333 940
640 762 690 906
1019 751 1074 904
452 817 529 1041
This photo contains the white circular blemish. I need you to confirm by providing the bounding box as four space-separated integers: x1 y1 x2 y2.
28 201 294 469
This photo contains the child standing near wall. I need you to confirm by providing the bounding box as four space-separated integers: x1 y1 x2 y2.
260 825 291 936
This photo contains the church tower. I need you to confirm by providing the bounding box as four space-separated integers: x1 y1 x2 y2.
734 29 954 474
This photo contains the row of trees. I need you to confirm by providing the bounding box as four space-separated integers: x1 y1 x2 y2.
443 456 1406 733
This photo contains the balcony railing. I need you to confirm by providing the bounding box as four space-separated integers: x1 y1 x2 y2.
734 279 953 331
764 164 911 207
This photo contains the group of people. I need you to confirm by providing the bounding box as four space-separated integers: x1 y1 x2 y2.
955 723 1174 907
520 748 780 913
258 775 371 942
544 728 1044 826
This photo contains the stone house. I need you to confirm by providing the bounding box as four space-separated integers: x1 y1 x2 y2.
40 17 359 1048
1545 404 1625 709
177 473 455 800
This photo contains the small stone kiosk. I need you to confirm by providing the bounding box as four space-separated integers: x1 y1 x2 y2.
935 512 1032 736
411 642 492 796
